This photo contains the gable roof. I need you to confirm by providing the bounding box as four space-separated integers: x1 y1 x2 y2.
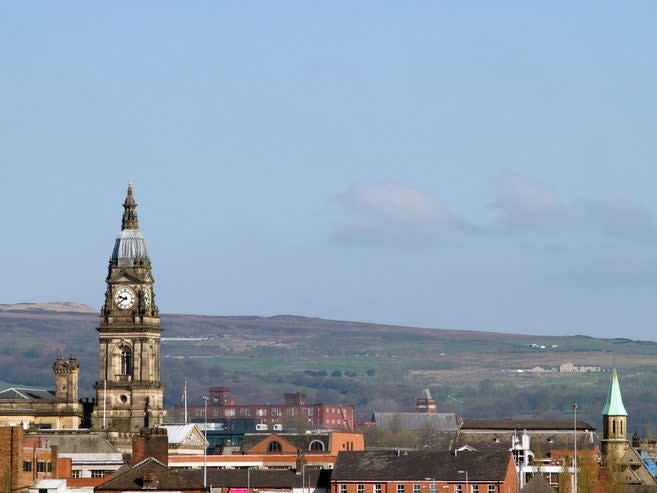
373 413 457 432
242 432 330 453
0 387 55 401
521 475 556 493
96 457 202 491
331 450 511 482
159 424 205 446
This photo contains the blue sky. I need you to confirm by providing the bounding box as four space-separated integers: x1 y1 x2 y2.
2 3 657 339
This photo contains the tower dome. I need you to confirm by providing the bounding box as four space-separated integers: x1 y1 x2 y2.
110 183 149 264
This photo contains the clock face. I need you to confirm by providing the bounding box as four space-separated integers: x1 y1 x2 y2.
114 287 136 310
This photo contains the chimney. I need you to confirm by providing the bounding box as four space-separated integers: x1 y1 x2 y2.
132 428 168 464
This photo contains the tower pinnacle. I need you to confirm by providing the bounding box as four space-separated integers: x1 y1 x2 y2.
121 182 139 230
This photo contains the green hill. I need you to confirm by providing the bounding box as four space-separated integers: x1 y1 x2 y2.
2 305 657 436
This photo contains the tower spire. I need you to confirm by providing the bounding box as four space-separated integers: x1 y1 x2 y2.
602 367 628 417
121 182 139 230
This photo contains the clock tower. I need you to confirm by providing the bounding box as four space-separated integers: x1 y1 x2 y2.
92 184 167 437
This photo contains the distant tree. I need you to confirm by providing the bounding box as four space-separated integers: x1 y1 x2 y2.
331 370 342 377
366 369 376 376
282 414 311 433
577 455 599 493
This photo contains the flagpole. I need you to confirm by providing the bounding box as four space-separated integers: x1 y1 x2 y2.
183 380 188 424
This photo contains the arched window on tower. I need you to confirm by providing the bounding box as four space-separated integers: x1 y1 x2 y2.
612 419 616 436
120 346 133 379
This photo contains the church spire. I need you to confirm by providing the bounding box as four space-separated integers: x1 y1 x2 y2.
121 182 139 230
602 367 628 417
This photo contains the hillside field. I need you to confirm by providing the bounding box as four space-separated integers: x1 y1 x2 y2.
2 305 657 435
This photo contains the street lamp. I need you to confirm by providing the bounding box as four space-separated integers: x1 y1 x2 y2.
573 403 578 493
458 471 468 493
203 396 208 488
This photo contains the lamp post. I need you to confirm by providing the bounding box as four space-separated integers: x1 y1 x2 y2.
573 403 578 493
203 396 208 489
247 466 250 493
458 471 468 493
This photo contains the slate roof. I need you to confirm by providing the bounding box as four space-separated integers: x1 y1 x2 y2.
96 457 202 491
520 476 556 493
454 430 598 452
461 420 596 431
0 388 55 401
182 468 331 489
331 450 510 482
455 420 599 453
32 433 119 454
373 413 458 432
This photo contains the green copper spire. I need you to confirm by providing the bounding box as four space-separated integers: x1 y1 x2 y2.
602 368 627 416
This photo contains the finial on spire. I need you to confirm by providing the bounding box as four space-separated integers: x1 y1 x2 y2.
121 182 139 230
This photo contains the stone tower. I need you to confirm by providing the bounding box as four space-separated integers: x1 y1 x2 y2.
53 356 80 404
601 367 628 459
91 184 167 437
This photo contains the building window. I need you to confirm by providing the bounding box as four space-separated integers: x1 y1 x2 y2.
455 486 462 493
47 462 52 472
374 485 382 493
71 470 81 478
256 408 267 416
309 440 325 451
272 408 282 416
36 461 46 473
430 484 437 493
225 408 236 417
358 485 365 493
396 485 405 493
39 489 47 493
471 486 479 493
91 470 105 478
268 440 282 453
339 485 347 493
413 485 421 493
22 461 32 472
305 408 314 416
120 346 132 376
487 486 496 493
239 408 251 417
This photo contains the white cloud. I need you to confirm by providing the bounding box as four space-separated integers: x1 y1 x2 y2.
492 173 564 229
491 173 656 240
341 182 464 227
577 199 656 240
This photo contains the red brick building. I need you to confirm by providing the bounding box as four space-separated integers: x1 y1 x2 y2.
171 387 354 430
0 426 59 493
331 450 519 493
